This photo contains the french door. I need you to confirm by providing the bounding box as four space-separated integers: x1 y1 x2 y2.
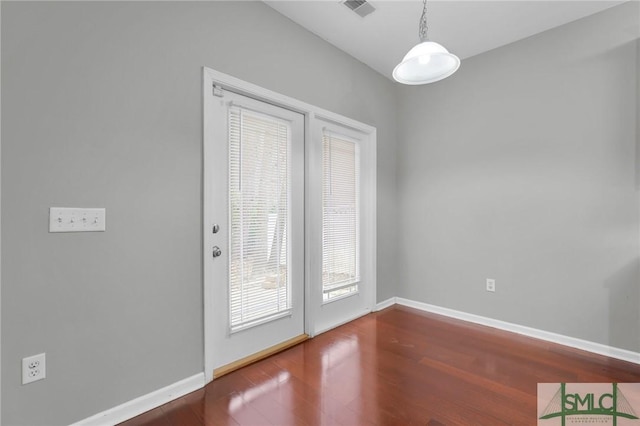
308 120 374 335
206 90 305 373
203 68 376 380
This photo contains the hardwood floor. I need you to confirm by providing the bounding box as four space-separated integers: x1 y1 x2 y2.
119 305 640 425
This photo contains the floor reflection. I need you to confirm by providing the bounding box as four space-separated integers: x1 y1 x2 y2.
228 370 290 412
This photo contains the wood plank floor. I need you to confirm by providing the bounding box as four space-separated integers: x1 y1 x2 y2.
119 305 640 425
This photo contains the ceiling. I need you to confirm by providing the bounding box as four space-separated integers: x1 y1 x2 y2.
264 1 625 81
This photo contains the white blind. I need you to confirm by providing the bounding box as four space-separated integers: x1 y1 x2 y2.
229 107 291 330
322 131 360 301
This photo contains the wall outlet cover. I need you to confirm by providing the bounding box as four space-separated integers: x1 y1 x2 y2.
22 353 46 384
486 279 496 292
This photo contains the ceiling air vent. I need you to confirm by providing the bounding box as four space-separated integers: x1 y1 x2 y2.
343 0 376 18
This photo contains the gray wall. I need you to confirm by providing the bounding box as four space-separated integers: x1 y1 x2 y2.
397 2 640 352
0 2 397 425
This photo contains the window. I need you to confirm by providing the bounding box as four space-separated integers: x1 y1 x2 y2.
322 131 360 301
228 107 291 330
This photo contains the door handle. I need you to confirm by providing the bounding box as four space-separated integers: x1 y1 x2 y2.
212 246 222 258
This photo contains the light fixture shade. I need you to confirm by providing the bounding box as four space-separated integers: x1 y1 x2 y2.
393 41 460 85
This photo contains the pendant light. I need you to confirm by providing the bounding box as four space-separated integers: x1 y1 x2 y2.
393 0 460 85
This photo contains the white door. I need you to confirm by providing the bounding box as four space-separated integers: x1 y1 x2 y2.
205 89 305 373
308 119 376 335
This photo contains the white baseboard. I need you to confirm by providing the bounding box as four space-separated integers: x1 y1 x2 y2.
374 297 397 311
70 372 205 426
395 297 640 365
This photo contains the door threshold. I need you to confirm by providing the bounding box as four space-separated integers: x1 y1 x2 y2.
212 334 309 379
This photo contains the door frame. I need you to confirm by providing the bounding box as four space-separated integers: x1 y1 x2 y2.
203 67 376 383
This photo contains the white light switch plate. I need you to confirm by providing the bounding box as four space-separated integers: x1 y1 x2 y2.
49 207 106 232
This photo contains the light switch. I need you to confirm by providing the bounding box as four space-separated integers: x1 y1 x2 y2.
49 207 106 232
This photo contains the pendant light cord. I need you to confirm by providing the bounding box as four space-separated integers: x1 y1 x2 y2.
418 0 428 42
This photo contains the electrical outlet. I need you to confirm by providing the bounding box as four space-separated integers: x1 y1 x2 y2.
486 279 496 292
22 353 46 385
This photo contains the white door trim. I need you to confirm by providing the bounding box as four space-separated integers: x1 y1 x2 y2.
203 67 376 383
